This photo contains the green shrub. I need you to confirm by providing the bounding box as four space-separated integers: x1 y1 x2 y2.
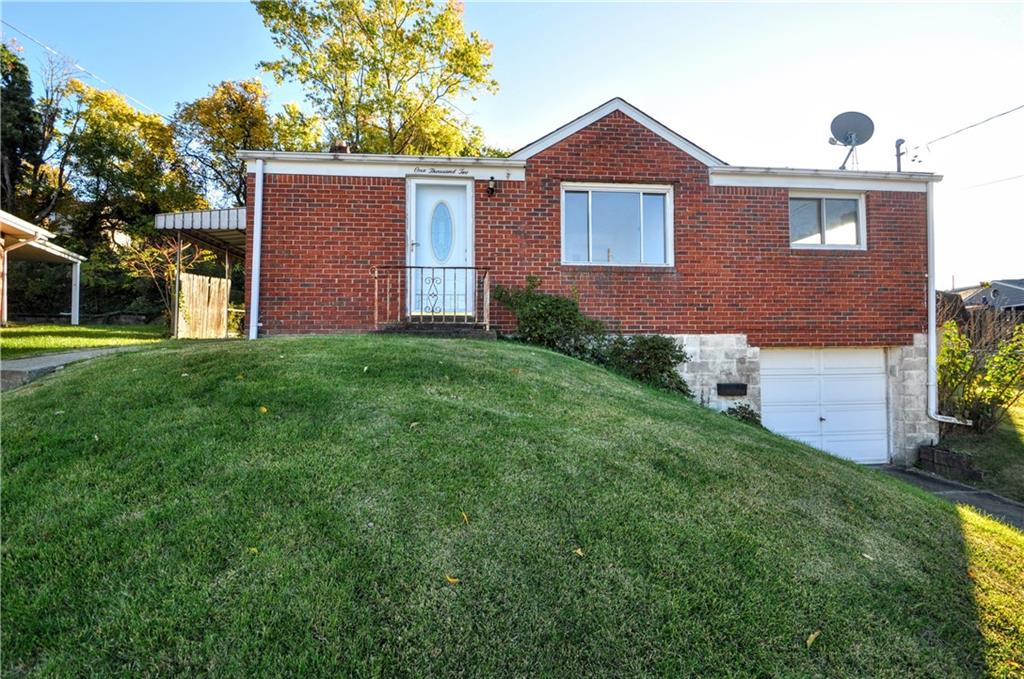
938 320 1024 434
493 278 691 397
604 334 692 397
724 402 762 427
492 277 605 360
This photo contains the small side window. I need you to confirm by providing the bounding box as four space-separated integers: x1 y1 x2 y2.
789 195 864 249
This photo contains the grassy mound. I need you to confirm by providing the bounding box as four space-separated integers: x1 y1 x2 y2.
3 336 1021 676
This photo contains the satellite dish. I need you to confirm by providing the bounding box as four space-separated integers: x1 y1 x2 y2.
828 111 874 170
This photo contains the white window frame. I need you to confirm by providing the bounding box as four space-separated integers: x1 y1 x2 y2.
560 182 675 267
788 190 867 251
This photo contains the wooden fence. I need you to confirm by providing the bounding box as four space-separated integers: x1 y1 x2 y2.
176 272 230 339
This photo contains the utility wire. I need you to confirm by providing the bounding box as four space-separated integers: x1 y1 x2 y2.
1 19 173 121
925 104 1024 146
962 173 1024 190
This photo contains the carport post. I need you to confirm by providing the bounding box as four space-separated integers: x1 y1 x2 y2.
224 250 231 338
70 261 81 325
1 247 7 326
173 232 182 338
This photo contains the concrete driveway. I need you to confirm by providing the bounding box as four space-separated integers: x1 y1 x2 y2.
881 465 1024 530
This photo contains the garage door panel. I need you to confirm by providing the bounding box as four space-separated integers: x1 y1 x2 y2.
762 404 821 437
821 348 885 371
821 375 887 403
761 348 889 465
761 376 819 404
821 404 887 435
822 434 889 464
761 349 819 373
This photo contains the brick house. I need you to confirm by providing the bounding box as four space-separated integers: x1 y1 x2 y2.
159 98 951 465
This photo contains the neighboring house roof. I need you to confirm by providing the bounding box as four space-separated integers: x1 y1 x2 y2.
951 279 1024 310
509 97 727 166
0 209 86 263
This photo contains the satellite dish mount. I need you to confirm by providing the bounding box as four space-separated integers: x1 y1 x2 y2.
828 112 875 170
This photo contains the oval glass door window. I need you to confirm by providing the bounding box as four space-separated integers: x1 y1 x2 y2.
430 202 453 262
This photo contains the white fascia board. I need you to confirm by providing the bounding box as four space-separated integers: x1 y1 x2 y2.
0 209 57 240
509 97 726 167
239 151 525 181
709 167 942 193
30 238 86 262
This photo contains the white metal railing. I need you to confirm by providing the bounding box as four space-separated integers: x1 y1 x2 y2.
371 266 490 330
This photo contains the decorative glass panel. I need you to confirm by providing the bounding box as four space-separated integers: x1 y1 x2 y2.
430 201 453 262
592 191 641 264
564 191 589 263
642 193 666 264
789 198 821 245
824 198 859 245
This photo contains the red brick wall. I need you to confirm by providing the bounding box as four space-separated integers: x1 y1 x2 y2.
246 110 928 346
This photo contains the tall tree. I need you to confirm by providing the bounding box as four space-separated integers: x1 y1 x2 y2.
62 80 201 254
254 0 498 155
0 42 42 217
173 79 323 206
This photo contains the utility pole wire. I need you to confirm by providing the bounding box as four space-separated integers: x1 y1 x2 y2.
1 19 173 122
925 104 1024 146
962 173 1024 190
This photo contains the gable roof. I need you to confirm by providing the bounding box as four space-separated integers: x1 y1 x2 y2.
509 97 726 166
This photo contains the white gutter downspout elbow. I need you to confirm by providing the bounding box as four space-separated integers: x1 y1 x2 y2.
247 159 265 340
926 180 971 427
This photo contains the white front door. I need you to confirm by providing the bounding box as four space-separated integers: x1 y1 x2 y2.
408 179 474 316
761 348 889 464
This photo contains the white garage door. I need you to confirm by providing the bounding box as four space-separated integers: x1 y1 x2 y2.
761 348 889 464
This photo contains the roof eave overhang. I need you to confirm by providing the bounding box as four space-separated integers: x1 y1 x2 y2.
709 166 942 193
238 151 526 181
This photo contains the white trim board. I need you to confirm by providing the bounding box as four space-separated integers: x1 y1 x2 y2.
510 97 726 167
710 167 941 193
240 151 524 181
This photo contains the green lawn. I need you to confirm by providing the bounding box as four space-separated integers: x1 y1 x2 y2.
2 336 1022 677
0 323 167 360
944 401 1024 503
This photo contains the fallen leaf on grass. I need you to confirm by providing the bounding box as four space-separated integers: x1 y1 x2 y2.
363 366 369 373
461 512 469 525
248 547 259 555
236 373 245 380
409 422 420 429
573 548 585 558
862 553 874 561
806 630 821 648
445 574 459 585
258 406 269 414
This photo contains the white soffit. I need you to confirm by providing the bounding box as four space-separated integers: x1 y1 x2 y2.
509 97 726 167
240 152 525 181
709 167 941 193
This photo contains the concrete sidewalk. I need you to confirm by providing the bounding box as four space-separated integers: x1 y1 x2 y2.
881 465 1024 530
1 346 144 391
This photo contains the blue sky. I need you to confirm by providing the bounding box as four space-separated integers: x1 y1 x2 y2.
3 1 1022 288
